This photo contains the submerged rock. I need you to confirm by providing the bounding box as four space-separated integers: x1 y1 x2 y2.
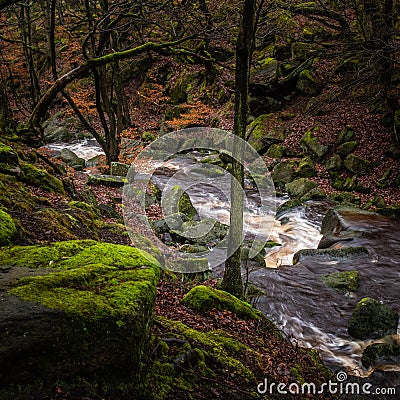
321 270 359 293
0 240 160 387
293 246 368 264
348 297 399 340
362 337 400 368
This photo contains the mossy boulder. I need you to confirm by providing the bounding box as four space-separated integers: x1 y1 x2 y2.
87 174 128 187
0 209 17 246
285 178 317 199
0 240 161 387
348 297 399 340
110 161 130 177
176 218 228 246
325 154 342 171
343 154 371 175
20 162 65 194
246 114 286 154
265 144 286 158
362 338 400 368
295 69 321 96
337 141 357 157
299 186 326 202
300 130 328 161
337 125 354 144
271 160 297 188
182 285 262 320
163 185 198 220
321 270 359 293
296 156 316 178
0 141 18 166
329 191 361 205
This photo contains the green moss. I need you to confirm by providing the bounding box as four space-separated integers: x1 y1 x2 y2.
0 174 37 212
68 200 99 215
182 285 262 320
0 240 159 271
156 316 254 381
1 240 161 385
20 161 65 194
0 209 17 246
321 270 359 293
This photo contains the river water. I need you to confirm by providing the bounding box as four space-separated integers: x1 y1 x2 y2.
149 154 400 378
44 142 400 377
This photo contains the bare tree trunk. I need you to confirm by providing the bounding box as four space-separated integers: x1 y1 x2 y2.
221 0 256 298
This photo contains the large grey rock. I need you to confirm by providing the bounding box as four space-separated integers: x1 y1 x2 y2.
321 270 359 293
348 297 399 340
175 218 229 246
60 148 85 170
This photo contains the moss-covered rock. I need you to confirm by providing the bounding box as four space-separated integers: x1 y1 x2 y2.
362 338 400 368
246 114 286 154
293 246 368 265
271 160 297 188
285 178 317 199
0 141 19 166
60 148 85 170
163 185 197 220
300 130 328 161
337 141 357 157
296 156 316 178
337 125 355 144
182 285 262 320
87 174 128 187
265 144 286 158
343 153 371 175
325 154 342 171
0 240 161 387
329 191 361 205
299 186 326 202
348 297 399 340
176 218 228 245
110 161 130 177
0 209 17 246
295 69 321 96
321 270 359 293
20 161 65 194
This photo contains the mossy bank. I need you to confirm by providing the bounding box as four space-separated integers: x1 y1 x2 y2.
0 240 161 397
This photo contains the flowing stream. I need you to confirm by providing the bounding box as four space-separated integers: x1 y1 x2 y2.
43 142 400 376
150 154 400 377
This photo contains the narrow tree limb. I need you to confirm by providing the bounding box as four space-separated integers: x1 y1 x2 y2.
28 36 193 130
